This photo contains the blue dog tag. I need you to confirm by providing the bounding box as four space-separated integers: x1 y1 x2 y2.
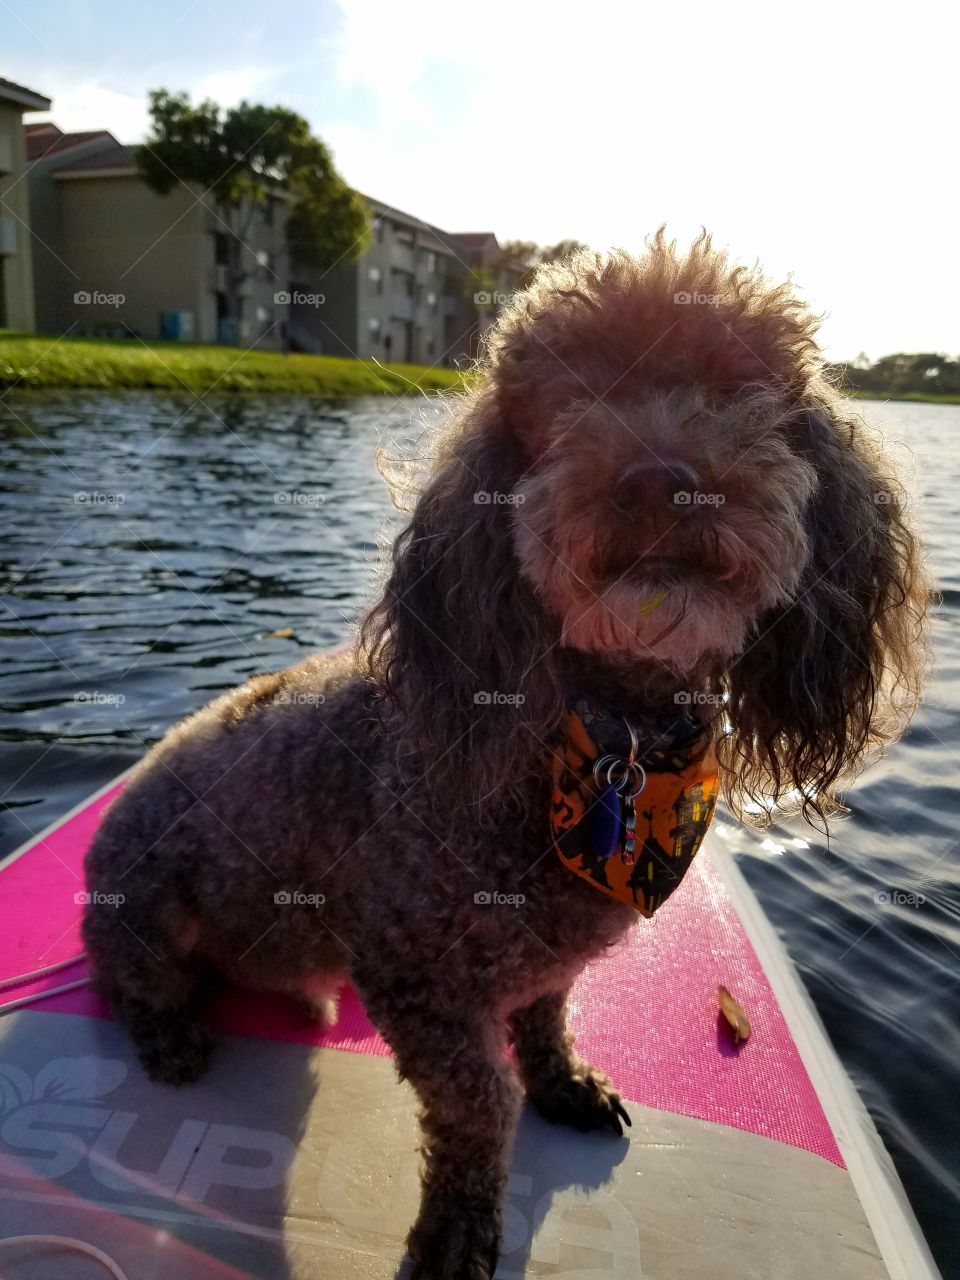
590 781 623 860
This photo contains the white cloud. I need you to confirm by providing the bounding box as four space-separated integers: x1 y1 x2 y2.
328 0 960 359
33 66 278 146
31 82 149 143
193 67 276 108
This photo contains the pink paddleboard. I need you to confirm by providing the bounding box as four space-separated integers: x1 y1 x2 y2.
0 772 941 1280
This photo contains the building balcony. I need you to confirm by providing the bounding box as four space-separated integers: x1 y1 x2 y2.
203 205 229 234
206 265 253 295
390 243 416 273
390 294 415 321
0 216 16 256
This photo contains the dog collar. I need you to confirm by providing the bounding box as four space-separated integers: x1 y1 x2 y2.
550 697 719 917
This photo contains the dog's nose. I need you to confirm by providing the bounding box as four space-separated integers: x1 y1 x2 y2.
612 459 702 516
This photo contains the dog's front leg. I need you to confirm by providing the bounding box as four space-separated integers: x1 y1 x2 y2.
389 1015 520 1280
509 991 631 1135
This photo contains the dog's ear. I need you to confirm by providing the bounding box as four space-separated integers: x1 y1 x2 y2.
721 404 928 825
360 391 564 827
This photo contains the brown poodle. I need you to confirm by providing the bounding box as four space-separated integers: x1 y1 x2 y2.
83 232 928 1279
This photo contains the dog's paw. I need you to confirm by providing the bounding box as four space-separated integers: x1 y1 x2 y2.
407 1202 499 1280
137 1021 213 1087
530 1064 632 1136
296 975 341 1028
296 992 339 1028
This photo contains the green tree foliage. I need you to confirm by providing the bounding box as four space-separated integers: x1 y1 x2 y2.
829 352 960 399
136 90 369 328
501 239 540 270
539 238 589 264
500 238 589 289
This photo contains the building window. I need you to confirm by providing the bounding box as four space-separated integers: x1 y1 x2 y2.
368 265 383 295
0 215 17 255
425 335 435 356
393 271 413 298
427 291 437 313
374 218 384 244
426 251 437 275
260 199 274 226
369 317 381 339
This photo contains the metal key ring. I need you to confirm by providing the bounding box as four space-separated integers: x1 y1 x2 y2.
593 753 623 787
622 762 647 800
593 755 646 797
606 759 634 791
624 718 638 767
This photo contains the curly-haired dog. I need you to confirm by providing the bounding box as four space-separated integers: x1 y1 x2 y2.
83 233 928 1278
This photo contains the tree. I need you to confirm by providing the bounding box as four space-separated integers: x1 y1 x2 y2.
827 351 960 399
500 237 589 290
539 239 589 264
500 239 540 270
136 89 369 341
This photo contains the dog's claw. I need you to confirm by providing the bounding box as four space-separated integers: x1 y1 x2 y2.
529 1065 631 1137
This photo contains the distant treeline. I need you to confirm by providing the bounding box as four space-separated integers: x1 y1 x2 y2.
828 353 960 400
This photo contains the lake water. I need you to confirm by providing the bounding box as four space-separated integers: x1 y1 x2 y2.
1 392 958 1274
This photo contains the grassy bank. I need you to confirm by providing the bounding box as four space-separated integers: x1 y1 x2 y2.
3 332 955 404
0 331 466 397
849 389 960 406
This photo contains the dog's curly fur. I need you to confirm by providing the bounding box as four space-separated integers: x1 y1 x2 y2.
83 232 929 1279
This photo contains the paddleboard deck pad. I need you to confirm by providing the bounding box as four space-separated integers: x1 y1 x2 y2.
0 773 941 1279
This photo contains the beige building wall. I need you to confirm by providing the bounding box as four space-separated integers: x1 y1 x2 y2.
28 135 123 336
56 175 207 340
0 101 38 330
52 175 289 348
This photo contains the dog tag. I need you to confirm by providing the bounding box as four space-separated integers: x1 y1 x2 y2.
621 795 637 866
590 781 623 860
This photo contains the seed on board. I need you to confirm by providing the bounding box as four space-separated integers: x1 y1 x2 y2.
718 985 751 1044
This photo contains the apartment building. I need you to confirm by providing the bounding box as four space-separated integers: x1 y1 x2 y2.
26 124 290 348
437 229 527 352
0 76 51 329
299 201 527 367
21 118 526 366
293 197 465 364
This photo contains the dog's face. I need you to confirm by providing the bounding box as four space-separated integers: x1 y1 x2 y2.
511 387 818 671
485 244 828 674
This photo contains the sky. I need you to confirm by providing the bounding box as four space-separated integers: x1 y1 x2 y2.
3 0 957 361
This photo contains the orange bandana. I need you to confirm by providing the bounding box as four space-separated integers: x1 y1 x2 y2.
550 700 719 917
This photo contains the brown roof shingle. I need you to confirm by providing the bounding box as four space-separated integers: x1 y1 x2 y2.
52 141 135 176
25 125 114 162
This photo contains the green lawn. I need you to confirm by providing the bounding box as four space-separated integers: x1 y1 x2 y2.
849 389 960 405
0 330 467 397
3 332 953 405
